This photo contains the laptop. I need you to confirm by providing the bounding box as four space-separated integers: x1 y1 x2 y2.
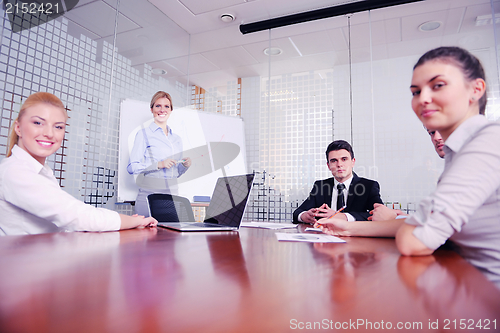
157 173 254 231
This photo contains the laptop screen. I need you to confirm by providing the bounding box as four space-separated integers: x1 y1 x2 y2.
204 174 254 227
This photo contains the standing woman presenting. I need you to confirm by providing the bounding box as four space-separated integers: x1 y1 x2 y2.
396 47 500 288
127 91 191 216
0 92 157 235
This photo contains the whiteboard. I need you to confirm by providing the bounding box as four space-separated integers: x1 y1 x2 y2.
118 99 247 202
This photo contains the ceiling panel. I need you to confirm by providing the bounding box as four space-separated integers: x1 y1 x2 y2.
179 0 245 15
202 46 259 69
165 53 221 76
401 10 449 41
460 2 500 33
289 31 334 56
341 21 383 49
189 25 266 54
385 18 402 43
326 28 348 51
442 7 466 35
64 0 140 38
144 60 187 78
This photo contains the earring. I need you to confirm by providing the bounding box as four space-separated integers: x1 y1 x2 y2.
471 97 476 102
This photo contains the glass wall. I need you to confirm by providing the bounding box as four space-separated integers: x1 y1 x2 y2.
243 0 500 219
1 0 499 220
0 0 192 212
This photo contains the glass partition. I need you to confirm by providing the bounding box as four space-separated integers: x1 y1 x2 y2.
244 1 500 220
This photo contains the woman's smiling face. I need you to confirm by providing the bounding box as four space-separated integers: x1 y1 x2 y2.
410 60 480 141
151 97 172 125
15 103 67 165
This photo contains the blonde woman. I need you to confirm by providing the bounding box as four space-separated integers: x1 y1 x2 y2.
127 91 191 216
0 92 157 235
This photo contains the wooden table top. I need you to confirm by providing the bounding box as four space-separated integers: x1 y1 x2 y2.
0 225 499 333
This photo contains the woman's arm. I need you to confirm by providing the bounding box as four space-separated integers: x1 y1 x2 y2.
127 129 151 175
4 162 128 232
395 223 434 256
368 203 406 221
399 121 500 253
119 214 157 230
315 218 405 237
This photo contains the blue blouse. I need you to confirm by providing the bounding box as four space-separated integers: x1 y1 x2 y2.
127 122 187 182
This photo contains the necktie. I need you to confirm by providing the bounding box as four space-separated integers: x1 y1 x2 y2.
336 183 346 210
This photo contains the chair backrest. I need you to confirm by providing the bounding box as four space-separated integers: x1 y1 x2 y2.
147 194 195 222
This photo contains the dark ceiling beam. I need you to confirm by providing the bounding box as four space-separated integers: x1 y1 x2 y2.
239 0 424 34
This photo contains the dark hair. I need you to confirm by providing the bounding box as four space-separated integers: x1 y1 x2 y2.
414 46 487 115
325 140 354 160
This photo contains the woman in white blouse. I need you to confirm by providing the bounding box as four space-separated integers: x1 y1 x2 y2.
395 47 500 288
316 47 500 288
0 92 157 235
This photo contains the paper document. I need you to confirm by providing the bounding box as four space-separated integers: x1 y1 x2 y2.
304 227 323 232
241 222 298 229
276 233 346 243
276 232 346 243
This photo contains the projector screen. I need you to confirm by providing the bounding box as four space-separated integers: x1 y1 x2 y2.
118 99 247 203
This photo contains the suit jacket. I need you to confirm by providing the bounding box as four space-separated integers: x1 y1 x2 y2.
293 172 383 223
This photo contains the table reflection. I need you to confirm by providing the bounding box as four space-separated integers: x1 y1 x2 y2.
397 252 500 324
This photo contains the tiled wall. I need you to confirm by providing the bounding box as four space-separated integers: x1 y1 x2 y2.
0 14 187 208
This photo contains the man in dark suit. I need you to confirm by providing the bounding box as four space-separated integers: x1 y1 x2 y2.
293 140 382 223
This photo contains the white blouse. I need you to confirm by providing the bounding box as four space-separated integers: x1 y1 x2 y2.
405 115 500 288
0 145 120 235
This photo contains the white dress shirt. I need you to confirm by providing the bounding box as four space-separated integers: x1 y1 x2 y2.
332 176 355 221
298 175 355 222
0 145 121 235
405 115 500 288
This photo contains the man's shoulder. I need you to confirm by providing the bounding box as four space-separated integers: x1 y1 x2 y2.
352 173 379 185
314 177 335 185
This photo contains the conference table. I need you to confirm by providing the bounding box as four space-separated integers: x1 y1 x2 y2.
0 224 499 333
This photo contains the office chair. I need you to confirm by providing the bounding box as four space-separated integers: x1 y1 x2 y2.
147 194 195 222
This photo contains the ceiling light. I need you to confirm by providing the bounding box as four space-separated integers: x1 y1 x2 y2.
151 68 167 75
476 14 500 26
220 13 235 23
264 47 282 56
418 21 441 32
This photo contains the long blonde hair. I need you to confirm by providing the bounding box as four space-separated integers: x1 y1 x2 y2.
7 92 66 157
